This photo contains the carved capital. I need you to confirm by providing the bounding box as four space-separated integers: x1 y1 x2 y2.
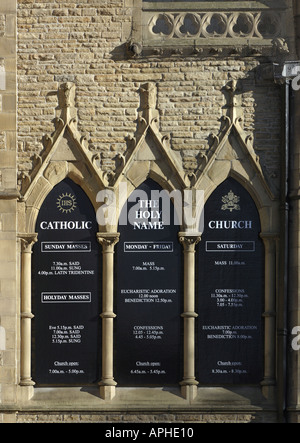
97 232 120 249
178 232 201 251
19 234 38 253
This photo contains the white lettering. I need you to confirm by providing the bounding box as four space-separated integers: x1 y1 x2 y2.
208 220 252 229
105 428 140 441
133 221 164 230
0 66 6 91
292 74 300 91
96 188 117 227
0 326 6 351
40 221 92 230
148 428 193 438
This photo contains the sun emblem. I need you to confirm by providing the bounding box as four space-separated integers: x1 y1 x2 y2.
56 193 77 214
221 190 240 212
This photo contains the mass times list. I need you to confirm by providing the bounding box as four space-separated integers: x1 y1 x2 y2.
198 179 264 384
49 324 84 344
33 179 101 385
38 260 94 276
202 325 258 340
211 288 248 308
133 325 164 340
121 288 175 304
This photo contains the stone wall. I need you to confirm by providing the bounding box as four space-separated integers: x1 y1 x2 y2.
0 0 17 416
17 0 283 196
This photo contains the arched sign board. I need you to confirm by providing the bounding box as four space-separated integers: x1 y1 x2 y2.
116 179 182 386
32 179 101 385
198 178 264 385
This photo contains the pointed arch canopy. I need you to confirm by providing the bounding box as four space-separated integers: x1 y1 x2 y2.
32 178 102 386
197 177 264 385
115 177 183 386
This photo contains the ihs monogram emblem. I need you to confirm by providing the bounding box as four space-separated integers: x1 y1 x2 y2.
56 193 77 214
221 190 240 212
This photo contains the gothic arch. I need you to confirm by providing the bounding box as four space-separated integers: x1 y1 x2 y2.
31 178 102 386
194 130 280 236
114 177 183 388
196 168 278 395
18 82 105 235
24 162 103 235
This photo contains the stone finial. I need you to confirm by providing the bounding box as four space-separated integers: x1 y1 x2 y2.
138 82 159 128
59 82 76 109
140 82 157 111
58 82 77 125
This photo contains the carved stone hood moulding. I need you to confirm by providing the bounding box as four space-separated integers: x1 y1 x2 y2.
19 83 107 201
20 79 275 228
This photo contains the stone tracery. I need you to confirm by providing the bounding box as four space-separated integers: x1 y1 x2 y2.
148 11 282 40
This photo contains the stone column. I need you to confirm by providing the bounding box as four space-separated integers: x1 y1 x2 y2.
178 232 201 401
97 232 119 400
19 234 37 395
260 233 278 395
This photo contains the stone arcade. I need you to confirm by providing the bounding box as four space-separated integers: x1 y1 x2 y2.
1 0 300 424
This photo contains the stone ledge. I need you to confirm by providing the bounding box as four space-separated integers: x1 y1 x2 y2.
14 385 275 412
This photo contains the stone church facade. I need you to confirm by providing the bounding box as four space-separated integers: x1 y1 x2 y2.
0 0 300 423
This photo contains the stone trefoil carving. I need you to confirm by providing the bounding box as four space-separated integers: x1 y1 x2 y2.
148 11 282 40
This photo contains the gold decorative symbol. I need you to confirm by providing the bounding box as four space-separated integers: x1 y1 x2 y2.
221 190 240 212
56 193 77 214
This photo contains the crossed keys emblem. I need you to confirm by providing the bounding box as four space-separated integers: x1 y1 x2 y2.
221 190 240 212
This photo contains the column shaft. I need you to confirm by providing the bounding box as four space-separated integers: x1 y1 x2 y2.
19 234 37 388
179 232 201 400
97 233 119 400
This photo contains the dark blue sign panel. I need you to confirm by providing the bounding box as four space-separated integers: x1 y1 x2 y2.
116 179 182 386
33 179 101 385
198 178 264 384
